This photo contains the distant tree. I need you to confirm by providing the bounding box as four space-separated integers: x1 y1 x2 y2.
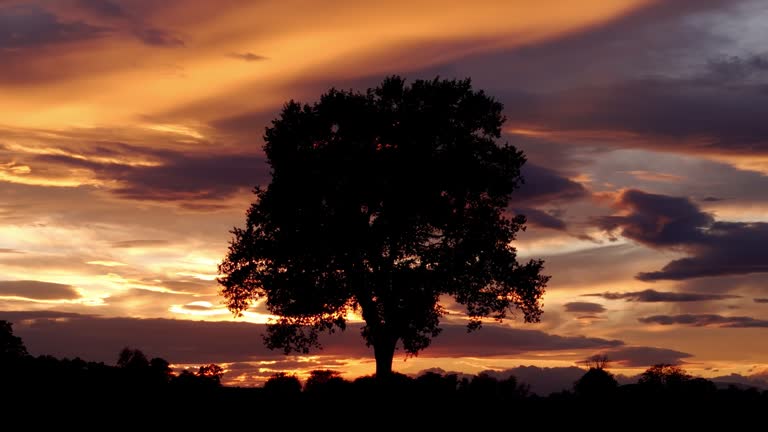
117 347 149 369
304 369 349 394
465 372 530 400
264 372 302 396
170 365 223 389
582 354 610 370
149 357 174 384
498 374 530 399
415 371 459 397
574 367 618 398
196 363 224 387
172 370 199 388
0 320 28 362
638 364 691 389
467 373 500 399
684 377 717 399
218 76 549 379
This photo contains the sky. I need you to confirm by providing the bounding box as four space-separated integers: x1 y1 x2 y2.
1 0 767 389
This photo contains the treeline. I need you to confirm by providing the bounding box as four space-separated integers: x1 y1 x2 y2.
1 319 766 422
261 365 768 405
1 320 223 407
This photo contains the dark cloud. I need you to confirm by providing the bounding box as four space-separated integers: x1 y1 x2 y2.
512 163 588 205
576 315 605 321
440 1 768 159
133 27 184 47
563 302 605 314
475 366 586 396
585 289 740 302
0 130 269 205
227 52 268 62
597 189 768 280
178 303 214 312
639 314 768 328
754 298 768 303
705 54 768 83
76 0 126 17
599 346 693 367
701 196 724 202
4 311 285 363
111 240 170 248
209 109 280 137
598 190 712 247
0 248 22 253
0 4 108 49
109 153 267 201
0 280 79 300
711 373 768 390
502 62 768 157
1 311 623 364
426 325 622 357
637 221 768 281
513 207 566 231
24 145 267 202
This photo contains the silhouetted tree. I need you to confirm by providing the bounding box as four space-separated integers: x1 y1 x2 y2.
464 372 529 400
415 371 459 397
582 354 610 370
218 76 549 379
264 372 302 396
467 373 500 398
149 357 174 384
638 364 691 389
304 369 349 395
197 363 224 387
574 368 618 398
117 347 149 369
498 374 530 400
0 320 28 362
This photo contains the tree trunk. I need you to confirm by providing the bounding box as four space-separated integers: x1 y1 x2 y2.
373 335 397 381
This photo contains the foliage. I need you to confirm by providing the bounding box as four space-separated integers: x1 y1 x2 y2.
574 367 618 397
465 372 530 400
638 363 692 388
581 354 610 370
264 372 302 396
218 76 549 376
304 369 350 395
117 347 150 369
0 320 28 361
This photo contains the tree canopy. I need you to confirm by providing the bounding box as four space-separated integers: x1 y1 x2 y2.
0 320 28 362
218 76 549 377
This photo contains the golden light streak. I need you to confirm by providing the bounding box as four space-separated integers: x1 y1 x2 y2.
86 261 127 267
144 124 206 140
175 271 218 281
0 295 106 306
2 140 164 167
622 170 685 183
0 167 105 188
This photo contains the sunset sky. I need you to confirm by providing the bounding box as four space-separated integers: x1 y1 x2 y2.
2 0 767 388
